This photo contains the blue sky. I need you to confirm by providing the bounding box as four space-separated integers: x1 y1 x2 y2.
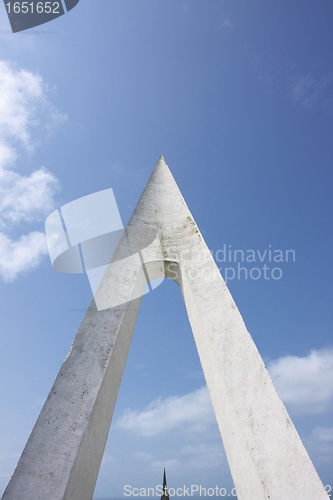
0 0 332 498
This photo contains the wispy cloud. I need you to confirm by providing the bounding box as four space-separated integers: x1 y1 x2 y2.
222 19 234 30
114 349 333 485
290 73 333 111
179 442 226 470
268 348 333 414
118 348 333 442
132 452 155 461
150 458 180 471
101 453 115 466
0 60 64 282
116 386 215 437
304 426 333 464
109 353 333 495
0 451 20 480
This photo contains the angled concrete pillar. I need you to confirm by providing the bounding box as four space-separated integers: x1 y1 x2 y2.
2 157 329 500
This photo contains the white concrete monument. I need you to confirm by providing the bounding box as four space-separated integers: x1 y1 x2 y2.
2 157 329 500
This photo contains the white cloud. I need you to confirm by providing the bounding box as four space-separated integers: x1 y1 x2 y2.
0 231 48 282
106 353 333 496
0 167 59 227
0 60 64 282
0 62 42 147
0 60 65 148
268 348 333 414
118 348 333 441
116 386 215 437
117 349 333 443
113 349 333 490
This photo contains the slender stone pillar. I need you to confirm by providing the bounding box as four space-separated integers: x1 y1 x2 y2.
2 157 329 500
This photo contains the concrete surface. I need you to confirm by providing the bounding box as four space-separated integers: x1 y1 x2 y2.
2 156 329 500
